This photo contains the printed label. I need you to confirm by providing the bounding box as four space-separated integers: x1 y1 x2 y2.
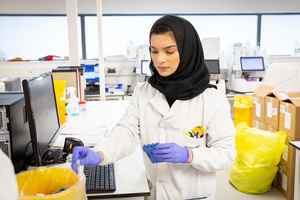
286 103 289 112
282 173 287 191
267 102 272 118
280 105 285 113
252 97 257 104
284 112 291 130
272 108 277 116
282 145 288 162
277 93 289 100
256 103 261 118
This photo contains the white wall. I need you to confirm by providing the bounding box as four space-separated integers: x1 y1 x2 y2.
0 0 299 14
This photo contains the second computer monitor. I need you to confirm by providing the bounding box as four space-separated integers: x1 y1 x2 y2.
240 57 265 72
204 60 220 74
141 60 151 76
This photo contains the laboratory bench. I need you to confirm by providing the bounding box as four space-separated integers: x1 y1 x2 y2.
85 82 125 101
28 101 150 199
86 92 125 101
84 89 252 120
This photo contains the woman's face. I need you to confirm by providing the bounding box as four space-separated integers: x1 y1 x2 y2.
150 33 180 77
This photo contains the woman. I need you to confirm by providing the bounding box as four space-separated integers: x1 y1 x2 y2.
72 15 236 200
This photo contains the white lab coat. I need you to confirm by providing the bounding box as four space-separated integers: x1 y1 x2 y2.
94 82 236 200
0 149 18 200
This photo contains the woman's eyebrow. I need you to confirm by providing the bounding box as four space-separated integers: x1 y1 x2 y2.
163 45 176 49
150 45 177 49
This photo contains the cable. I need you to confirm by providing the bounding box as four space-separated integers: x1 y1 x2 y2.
23 141 33 166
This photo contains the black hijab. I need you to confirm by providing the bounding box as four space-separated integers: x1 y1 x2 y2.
148 15 215 106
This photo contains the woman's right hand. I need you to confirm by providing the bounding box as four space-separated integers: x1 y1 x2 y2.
71 146 103 174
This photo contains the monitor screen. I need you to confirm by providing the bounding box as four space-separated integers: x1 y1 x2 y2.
204 60 220 74
22 71 60 166
240 57 265 71
141 60 151 76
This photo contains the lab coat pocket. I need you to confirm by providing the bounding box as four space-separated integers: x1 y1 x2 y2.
181 134 206 149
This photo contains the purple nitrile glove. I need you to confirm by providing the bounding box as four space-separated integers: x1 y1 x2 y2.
71 146 102 174
152 143 190 163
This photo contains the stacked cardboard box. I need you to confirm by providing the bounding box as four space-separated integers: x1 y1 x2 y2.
252 84 274 130
276 93 300 200
252 84 274 124
252 85 300 200
277 164 295 200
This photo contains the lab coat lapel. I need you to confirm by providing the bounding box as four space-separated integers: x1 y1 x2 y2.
149 91 170 117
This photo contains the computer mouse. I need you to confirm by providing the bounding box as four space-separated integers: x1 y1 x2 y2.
63 137 84 153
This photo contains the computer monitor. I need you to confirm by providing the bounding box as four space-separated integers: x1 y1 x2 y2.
240 57 265 72
141 60 151 76
204 59 220 74
22 71 61 166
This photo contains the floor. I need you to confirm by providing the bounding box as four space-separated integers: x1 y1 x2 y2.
215 168 287 200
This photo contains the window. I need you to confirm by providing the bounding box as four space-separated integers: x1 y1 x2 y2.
1 13 300 59
180 15 257 54
0 16 82 60
85 15 257 58
85 15 162 59
261 14 300 56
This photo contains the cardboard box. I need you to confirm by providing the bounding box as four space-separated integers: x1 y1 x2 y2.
263 123 278 132
252 119 264 130
264 95 280 130
252 84 274 123
277 164 295 200
279 97 300 139
280 136 299 171
272 172 278 188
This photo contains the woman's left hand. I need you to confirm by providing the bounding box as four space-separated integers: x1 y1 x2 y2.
152 143 190 163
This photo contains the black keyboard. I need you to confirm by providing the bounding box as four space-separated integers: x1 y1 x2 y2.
84 163 116 194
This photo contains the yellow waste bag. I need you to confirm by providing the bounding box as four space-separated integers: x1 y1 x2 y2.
17 167 87 200
229 123 286 194
233 96 252 127
53 80 67 125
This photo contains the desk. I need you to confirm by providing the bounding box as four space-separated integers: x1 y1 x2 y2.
289 141 300 200
30 101 150 199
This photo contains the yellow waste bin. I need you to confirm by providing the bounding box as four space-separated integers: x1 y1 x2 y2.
17 167 86 200
53 80 67 126
233 96 252 127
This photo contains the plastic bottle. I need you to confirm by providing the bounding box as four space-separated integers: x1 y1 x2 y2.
65 87 80 117
126 40 137 59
